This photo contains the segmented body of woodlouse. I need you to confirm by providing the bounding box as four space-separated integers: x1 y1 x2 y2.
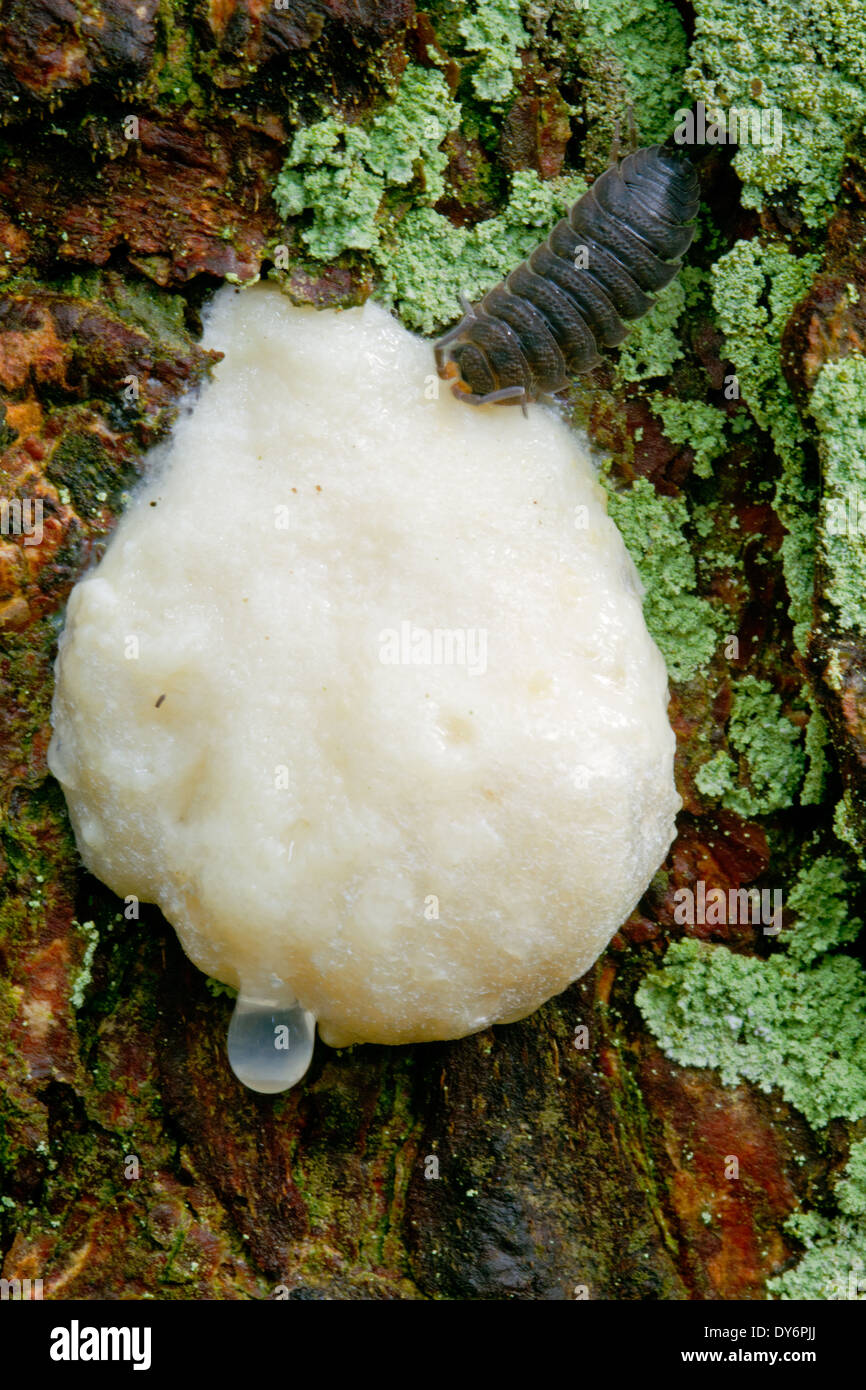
434 144 700 408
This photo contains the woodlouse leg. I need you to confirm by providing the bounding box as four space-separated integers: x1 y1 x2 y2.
451 382 530 412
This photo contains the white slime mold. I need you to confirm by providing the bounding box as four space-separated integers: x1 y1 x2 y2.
48 283 680 1092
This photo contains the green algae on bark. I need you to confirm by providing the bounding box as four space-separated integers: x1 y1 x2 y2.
272 58 589 332
457 0 530 102
605 477 719 682
274 65 462 261
811 354 866 636
571 0 688 147
688 0 866 227
695 675 805 817
375 168 586 332
5 0 866 1305
769 1205 866 1299
650 394 728 479
636 938 866 1129
711 240 822 654
615 278 687 383
637 853 866 1298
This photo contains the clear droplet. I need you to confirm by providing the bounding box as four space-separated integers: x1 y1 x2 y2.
227 988 316 1093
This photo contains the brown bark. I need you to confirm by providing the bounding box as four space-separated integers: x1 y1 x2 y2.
0 1 850 1300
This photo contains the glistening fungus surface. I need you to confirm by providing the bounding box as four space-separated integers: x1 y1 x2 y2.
47 286 680 1055
1 0 866 1300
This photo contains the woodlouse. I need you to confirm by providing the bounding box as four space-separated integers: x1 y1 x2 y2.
433 143 700 409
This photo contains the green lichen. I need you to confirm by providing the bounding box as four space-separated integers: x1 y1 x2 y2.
837 1138 866 1216
695 675 805 816
711 240 822 652
811 355 866 636
605 477 719 682
785 854 862 963
616 279 686 383
269 2 698 335
274 65 461 262
636 941 866 1130
691 499 746 574
275 119 386 259
376 167 585 332
638 851 866 1297
457 0 529 102
70 919 99 1011
710 240 820 456
768 1209 866 1299
688 0 866 227
577 0 689 146
651 394 728 478
834 790 866 869
801 699 830 807
694 750 736 800
272 59 591 332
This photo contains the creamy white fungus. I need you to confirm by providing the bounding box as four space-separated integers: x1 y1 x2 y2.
49 283 680 1062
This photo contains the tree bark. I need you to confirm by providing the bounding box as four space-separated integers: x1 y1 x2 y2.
0 0 858 1300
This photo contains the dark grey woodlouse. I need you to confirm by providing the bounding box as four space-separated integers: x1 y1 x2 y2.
433 144 700 409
